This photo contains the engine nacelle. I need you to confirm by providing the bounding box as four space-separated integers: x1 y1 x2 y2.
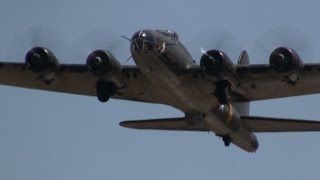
269 47 304 73
86 50 121 76
25 47 59 74
200 50 235 75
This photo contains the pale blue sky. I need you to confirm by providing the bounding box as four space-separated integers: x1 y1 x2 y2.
0 0 320 179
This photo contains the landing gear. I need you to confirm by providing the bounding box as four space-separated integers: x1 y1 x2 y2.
215 80 231 105
96 80 116 102
222 135 232 147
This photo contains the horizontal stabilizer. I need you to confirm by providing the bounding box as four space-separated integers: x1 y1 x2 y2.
120 116 320 133
120 117 208 131
241 116 320 132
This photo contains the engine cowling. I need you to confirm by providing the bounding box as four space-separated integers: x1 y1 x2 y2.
86 50 121 76
269 47 304 73
25 47 59 74
200 50 235 75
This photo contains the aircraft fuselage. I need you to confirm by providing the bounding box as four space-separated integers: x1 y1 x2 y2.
130 29 259 152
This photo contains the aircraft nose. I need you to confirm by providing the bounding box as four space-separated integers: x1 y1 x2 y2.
131 30 155 54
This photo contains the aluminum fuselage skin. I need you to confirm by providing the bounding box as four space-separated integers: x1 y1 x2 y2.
130 29 258 152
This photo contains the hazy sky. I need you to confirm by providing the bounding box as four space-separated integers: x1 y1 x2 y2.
1 0 320 179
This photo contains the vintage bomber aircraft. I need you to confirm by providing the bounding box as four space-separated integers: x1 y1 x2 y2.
2 29 320 152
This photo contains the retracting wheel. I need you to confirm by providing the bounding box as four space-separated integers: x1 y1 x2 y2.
96 81 116 102
222 135 232 147
215 80 231 105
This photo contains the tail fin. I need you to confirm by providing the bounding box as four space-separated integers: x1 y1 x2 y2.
233 50 250 115
237 50 250 65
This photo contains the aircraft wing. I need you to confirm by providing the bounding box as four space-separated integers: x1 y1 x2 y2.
120 116 320 133
187 63 320 102
234 63 320 101
0 62 165 104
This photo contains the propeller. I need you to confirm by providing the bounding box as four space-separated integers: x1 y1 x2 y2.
69 29 128 64
253 27 314 63
6 26 66 61
185 28 242 63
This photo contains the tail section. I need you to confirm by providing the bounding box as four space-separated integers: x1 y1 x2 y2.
237 50 250 65
233 50 250 115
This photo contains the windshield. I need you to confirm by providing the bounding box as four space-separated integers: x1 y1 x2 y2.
156 29 179 40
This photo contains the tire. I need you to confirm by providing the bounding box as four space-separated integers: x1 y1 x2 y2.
215 80 230 105
96 81 115 102
223 136 231 147
216 87 229 105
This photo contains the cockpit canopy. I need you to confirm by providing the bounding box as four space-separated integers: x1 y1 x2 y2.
131 30 156 54
130 29 180 54
156 29 179 40
131 30 155 43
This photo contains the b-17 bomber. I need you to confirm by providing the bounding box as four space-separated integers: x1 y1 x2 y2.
2 29 320 152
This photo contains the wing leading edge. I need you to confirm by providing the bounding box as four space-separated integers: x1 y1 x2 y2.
120 116 320 133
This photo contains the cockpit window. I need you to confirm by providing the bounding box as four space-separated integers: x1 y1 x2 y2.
131 30 155 43
131 30 156 54
156 29 179 40
168 30 179 40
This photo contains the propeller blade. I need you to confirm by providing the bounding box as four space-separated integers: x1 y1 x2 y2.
7 26 65 61
186 28 242 62
70 29 128 63
253 27 314 63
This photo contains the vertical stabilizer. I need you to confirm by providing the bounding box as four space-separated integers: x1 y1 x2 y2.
233 50 250 115
238 50 250 65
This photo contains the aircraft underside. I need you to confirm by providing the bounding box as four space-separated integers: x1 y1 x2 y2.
2 29 320 152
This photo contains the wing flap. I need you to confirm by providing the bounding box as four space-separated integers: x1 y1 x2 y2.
242 116 320 132
120 118 208 131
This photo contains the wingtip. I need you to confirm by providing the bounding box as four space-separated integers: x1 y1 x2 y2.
119 121 129 128
119 121 138 129
119 121 144 129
